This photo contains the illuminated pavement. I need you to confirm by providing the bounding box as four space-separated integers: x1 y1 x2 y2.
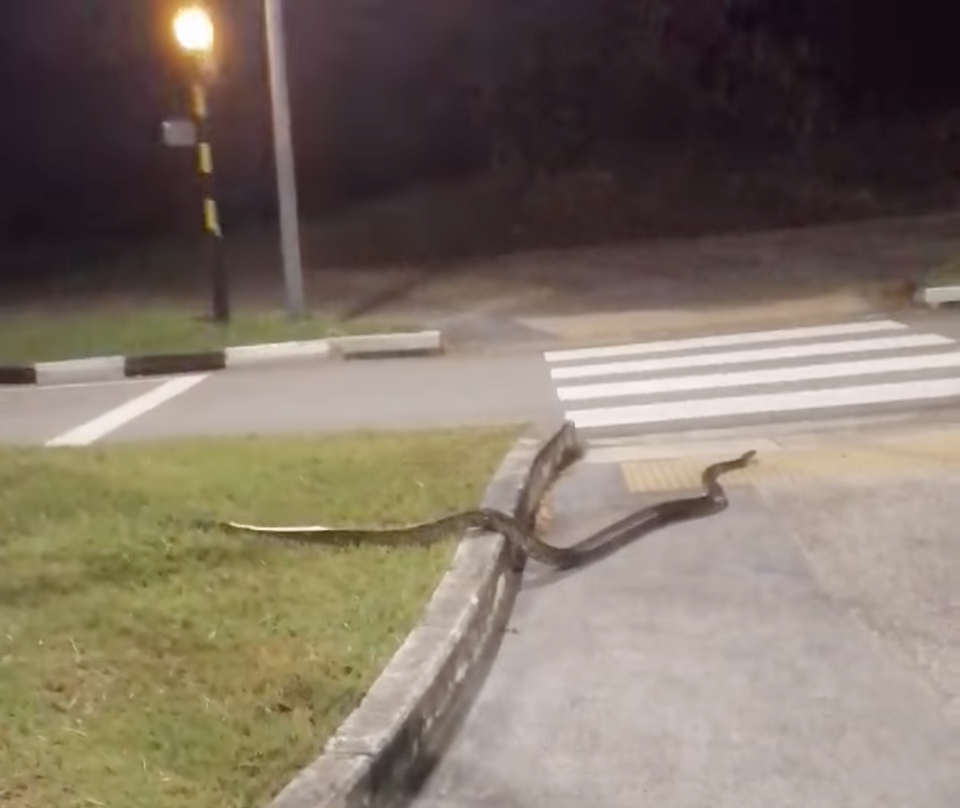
407 429 960 808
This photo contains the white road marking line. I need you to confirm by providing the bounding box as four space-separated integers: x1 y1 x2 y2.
566 377 960 429
0 377 158 395
45 374 209 447
549 333 952 381
543 319 907 364
556 350 960 402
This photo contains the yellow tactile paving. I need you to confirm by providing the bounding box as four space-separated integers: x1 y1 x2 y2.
621 432 960 493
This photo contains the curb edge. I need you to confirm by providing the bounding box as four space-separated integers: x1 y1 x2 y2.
0 331 445 387
264 420 583 808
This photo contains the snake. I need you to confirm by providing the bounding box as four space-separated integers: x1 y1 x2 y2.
196 449 757 571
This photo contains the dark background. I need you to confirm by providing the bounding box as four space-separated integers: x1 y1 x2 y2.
3 0 960 273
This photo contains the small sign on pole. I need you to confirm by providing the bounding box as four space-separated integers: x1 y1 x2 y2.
161 118 197 148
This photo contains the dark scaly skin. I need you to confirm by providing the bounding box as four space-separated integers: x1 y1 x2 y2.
200 451 757 570
543 449 756 570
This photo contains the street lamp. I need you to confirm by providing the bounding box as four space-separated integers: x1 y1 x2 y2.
172 4 231 324
173 6 215 54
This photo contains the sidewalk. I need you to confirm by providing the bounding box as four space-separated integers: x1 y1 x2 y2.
408 426 960 808
11 210 953 358
357 211 957 349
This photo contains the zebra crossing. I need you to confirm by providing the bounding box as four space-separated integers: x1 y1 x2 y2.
544 319 960 434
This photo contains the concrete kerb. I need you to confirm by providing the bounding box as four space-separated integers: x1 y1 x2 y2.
0 330 445 387
265 420 585 808
918 284 960 309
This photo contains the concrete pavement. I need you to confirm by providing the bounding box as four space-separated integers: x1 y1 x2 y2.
407 425 960 808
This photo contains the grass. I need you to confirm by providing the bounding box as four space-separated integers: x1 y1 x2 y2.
0 308 410 364
926 255 960 287
0 426 520 808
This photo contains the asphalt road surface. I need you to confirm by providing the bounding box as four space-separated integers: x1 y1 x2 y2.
0 353 561 446
6 313 960 446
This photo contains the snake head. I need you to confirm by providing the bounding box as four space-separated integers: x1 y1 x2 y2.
740 449 758 465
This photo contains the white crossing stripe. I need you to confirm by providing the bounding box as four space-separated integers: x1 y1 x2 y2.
557 351 960 402
549 333 951 381
544 319 960 432
567 378 960 429
544 318 907 363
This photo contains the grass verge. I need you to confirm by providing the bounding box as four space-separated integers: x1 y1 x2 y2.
0 309 411 364
0 427 520 808
926 255 960 287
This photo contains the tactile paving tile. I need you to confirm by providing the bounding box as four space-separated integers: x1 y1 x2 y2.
621 439 960 493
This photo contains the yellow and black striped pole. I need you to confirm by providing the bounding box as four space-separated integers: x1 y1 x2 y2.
189 74 230 323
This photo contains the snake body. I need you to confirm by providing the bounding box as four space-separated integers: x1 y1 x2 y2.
205 450 757 570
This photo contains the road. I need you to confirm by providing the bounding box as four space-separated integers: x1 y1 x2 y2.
0 353 560 446
6 312 960 447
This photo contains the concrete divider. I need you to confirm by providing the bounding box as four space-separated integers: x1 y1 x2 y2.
0 330 446 386
332 330 444 360
265 420 584 808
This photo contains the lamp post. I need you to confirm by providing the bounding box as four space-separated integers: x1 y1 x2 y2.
173 4 230 324
264 0 306 319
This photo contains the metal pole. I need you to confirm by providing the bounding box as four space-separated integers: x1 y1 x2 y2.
264 0 306 319
190 73 231 324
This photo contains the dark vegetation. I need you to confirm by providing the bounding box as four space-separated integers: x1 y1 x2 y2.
2 0 960 281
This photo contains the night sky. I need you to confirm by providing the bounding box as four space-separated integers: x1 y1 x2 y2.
3 0 960 245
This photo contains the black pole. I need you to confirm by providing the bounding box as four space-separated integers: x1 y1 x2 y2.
189 70 230 324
